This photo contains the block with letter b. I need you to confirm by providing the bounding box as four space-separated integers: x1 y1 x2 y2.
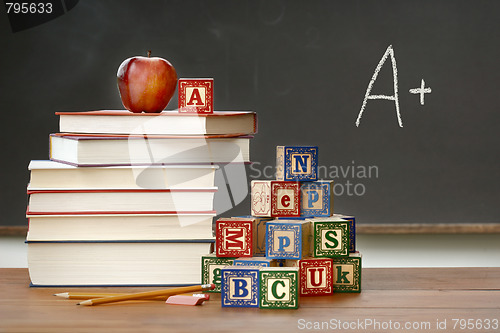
178 78 213 113
259 267 299 309
298 257 334 296
201 254 235 293
276 146 318 181
266 220 311 260
216 217 265 257
251 180 301 217
332 252 362 293
221 266 260 307
300 181 333 217
310 217 350 257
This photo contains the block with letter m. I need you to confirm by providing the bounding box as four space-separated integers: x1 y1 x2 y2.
216 217 261 257
276 146 318 181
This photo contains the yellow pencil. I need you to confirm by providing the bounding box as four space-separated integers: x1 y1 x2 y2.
54 292 207 300
77 284 215 306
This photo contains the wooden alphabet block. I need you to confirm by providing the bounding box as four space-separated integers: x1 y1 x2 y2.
300 181 333 217
332 252 362 293
216 217 264 257
266 220 311 260
233 216 272 256
276 146 318 181
259 267 299 309
201 254 235 293
178 78 213 113
309 217 350 257
251 181 301 217
298 257 334 296
234 257 276 267
221 266 260 307
332 213 356 253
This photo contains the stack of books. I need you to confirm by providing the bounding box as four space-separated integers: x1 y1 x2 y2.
26 110 257 286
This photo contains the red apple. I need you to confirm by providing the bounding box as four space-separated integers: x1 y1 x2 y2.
117 51 177 113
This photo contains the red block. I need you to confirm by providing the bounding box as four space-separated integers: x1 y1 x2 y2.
299 258 334 296
271 181 301 217
216 218 255 257
178 78 214 113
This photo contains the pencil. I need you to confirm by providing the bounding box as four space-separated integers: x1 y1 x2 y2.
54 292 207 300
77 283 215 306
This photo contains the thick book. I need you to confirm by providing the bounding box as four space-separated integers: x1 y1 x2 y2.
49 134 250 166
27 240 214 286
28 160 217 189
26 213 215 241
56 110 257 135
27 188 216 214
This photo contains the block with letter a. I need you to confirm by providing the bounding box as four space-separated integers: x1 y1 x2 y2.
178 78 213 113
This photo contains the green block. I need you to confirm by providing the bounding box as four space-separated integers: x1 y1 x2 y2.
332 252 362 293
201 254 235 293
259 267 299 309
311 217 350 257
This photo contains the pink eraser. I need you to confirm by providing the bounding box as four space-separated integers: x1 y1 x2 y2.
165 295 206 306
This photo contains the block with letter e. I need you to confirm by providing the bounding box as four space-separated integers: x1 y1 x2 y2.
259 267 299 309
310 217 350 257
251 180 301 217
299 257 334 296
221 266 260 307
216 217 264 257
178 78 213 113
276 146 318 181
300 181 333 217
266 220 311 260
201 254 235 293
332 252 362 293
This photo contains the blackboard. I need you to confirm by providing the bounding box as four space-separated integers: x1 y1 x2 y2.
1 0 499 227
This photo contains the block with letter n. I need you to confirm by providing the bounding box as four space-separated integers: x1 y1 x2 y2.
201 254 235 293
310 217 350 257
251 181 301 217
216 217 263 257
332 252 362 293
298 257 334 296
221 266 260 307
259 267 299 309
266 220 311 260
276 146 318 181
300 181 333 217
178 78 213 113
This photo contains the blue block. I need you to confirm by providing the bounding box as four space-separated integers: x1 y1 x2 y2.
266 220 311 260
301 181 333 217
276 146 318 181
234 257 274 267
221 267 260 307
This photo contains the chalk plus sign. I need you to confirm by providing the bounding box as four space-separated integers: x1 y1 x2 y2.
409 79 432 105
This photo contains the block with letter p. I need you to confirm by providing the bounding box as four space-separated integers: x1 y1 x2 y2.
221 266 260 307
259 267 299 309
310 217 350 257
216 217 264 257
299 257 334 296
178 78 213 113
276 146 318 181
300 181 333 217
251 181 301 217
266 220 311 260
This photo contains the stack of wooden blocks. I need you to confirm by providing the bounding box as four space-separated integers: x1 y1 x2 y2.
202 146 361 309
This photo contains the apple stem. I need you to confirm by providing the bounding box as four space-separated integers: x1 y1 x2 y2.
147 50 151 58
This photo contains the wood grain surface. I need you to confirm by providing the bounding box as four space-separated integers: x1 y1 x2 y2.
0 268 498 332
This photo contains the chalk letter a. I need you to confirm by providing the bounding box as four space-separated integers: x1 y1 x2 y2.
355 45 403 128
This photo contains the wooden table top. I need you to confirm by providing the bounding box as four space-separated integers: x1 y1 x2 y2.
0 268 499 333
